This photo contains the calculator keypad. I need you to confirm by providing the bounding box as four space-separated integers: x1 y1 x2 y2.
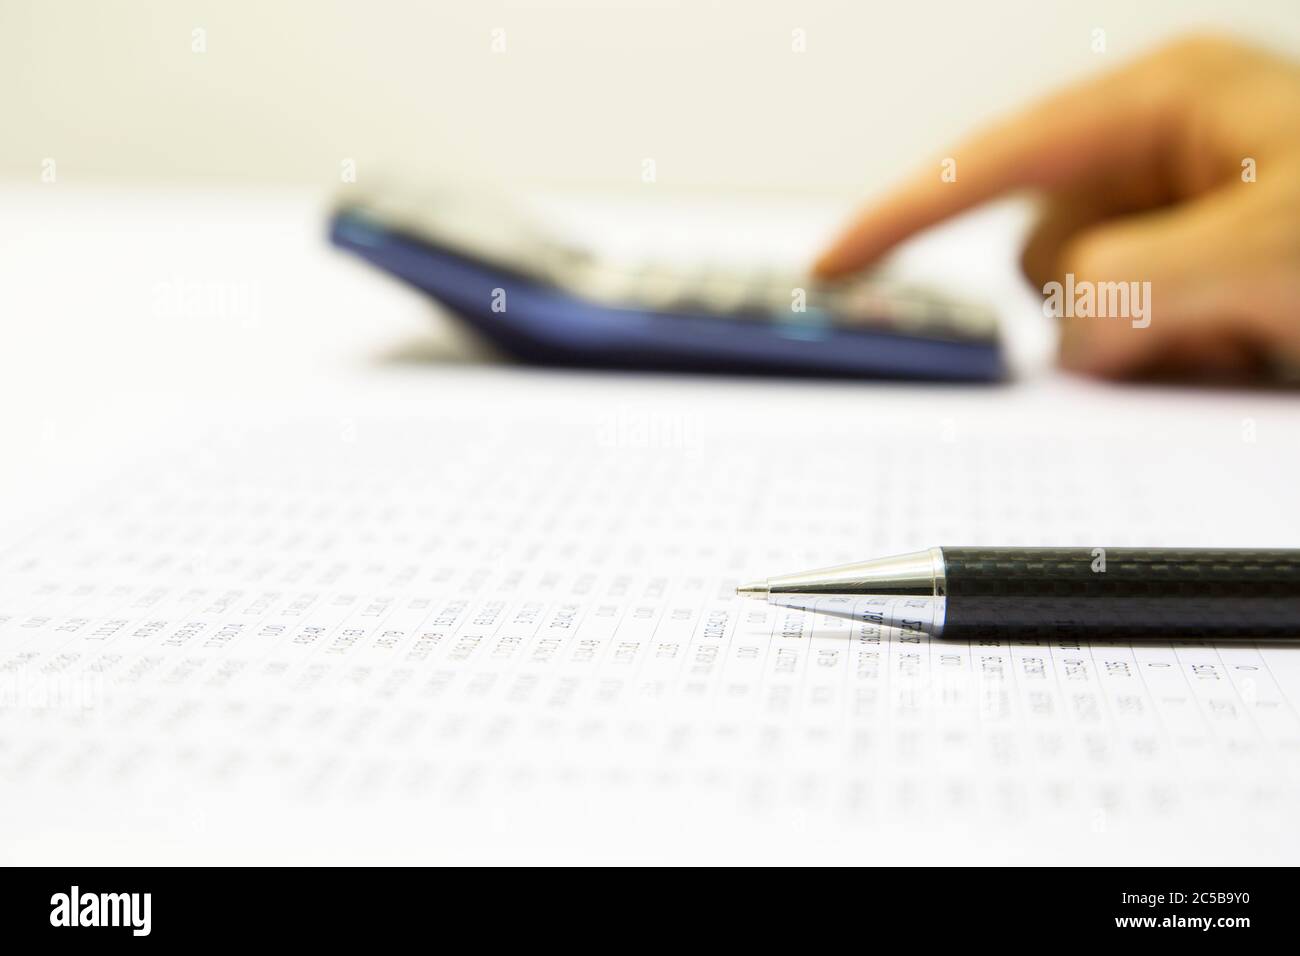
567 260 998 341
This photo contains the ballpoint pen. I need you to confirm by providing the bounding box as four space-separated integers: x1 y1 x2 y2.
737 547 1300 640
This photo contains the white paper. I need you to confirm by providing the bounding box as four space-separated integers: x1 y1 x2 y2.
2 372 1298 864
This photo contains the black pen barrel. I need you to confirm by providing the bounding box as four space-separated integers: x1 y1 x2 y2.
940 547 1300 640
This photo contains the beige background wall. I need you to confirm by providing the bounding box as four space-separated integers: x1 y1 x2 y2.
4 1 1300 196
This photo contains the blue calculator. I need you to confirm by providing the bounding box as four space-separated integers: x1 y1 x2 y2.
329 189 1004 381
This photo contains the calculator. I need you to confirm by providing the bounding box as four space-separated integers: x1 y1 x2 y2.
329 188 1004 381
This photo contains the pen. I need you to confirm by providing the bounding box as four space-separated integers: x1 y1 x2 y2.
737 547 1300 640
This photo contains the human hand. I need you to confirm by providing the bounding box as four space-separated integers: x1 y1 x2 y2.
814 35 1300 380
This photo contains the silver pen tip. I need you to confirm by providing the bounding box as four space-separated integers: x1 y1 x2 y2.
736 581 769 599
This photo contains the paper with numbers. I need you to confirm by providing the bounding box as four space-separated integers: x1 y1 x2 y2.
2 373 1298 864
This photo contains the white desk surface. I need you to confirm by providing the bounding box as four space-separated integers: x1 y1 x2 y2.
1 186 1297 864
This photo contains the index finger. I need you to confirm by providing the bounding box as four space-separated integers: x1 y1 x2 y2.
812 60 1179 279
